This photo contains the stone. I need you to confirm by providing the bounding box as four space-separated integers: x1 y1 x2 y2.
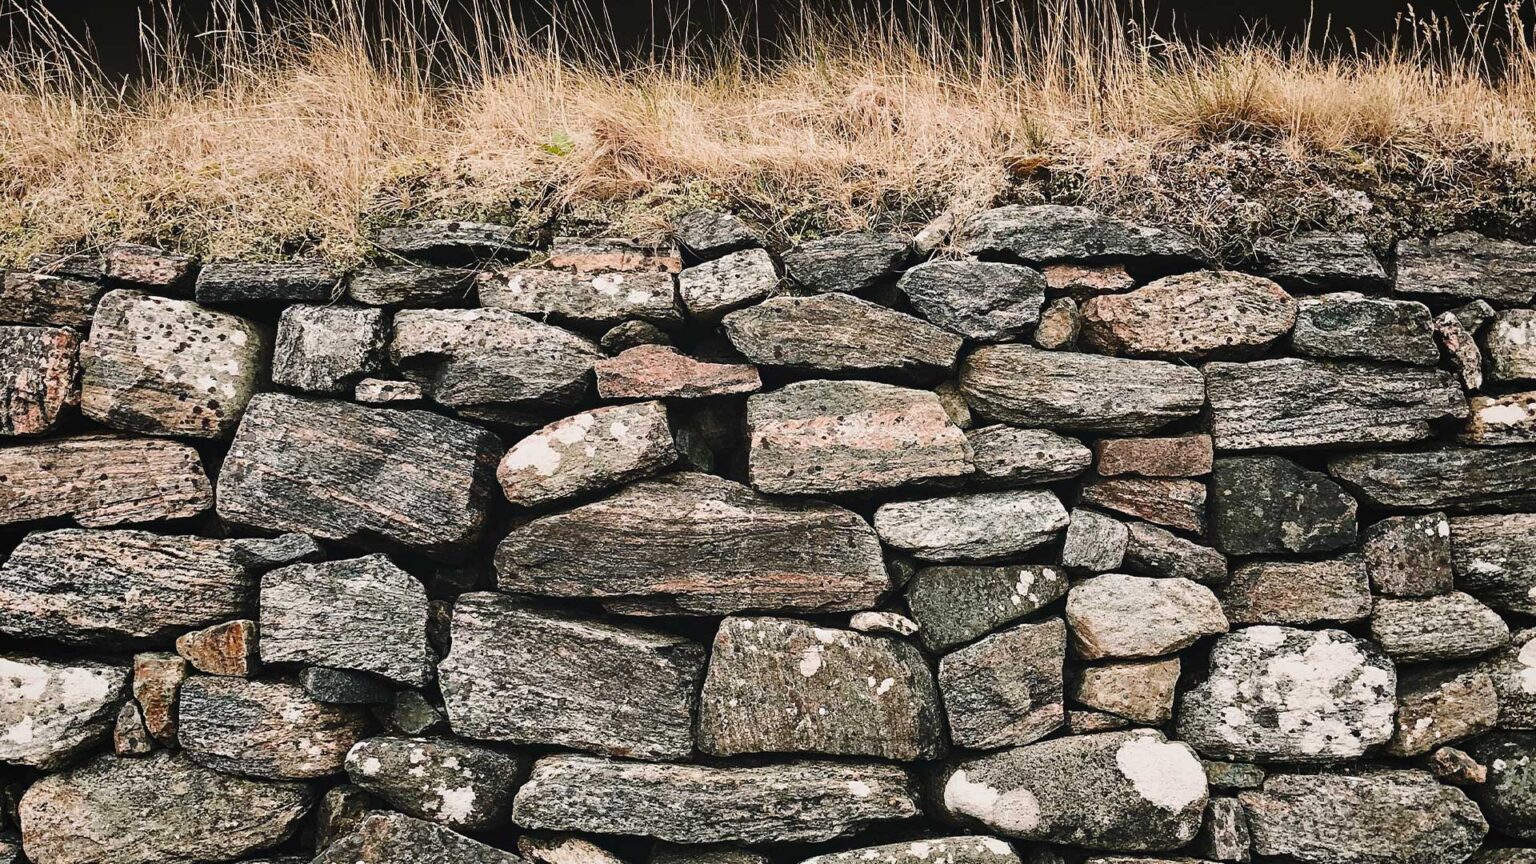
131 653 187 745
1487 309 1536 381
193 262 338 303
1205 358 1466 450
896 259 1046 341
112 701 153 756
781 232 909 293
260 555 432 687
218 394 501 555
176 620 258 677
1329 445 1536 512
1461 390 1536 444
1066 711 1131 735
17 752 311 864
1483 629 1536 729
495 473 888 615
520 834 626 864
849 611 919 636
377 690 445 736
1080 271 1296 359
271 304 387 393
1291 293 1438 365
600 319 671 353
1363 512 1454 597
440 593 704 759
1252 231 1388 291
1456 299 1498 332
1061 509 1128 573
1395 230 1536 303
0 655 128 768
674 210 762 259
939 619 1065 749
966 426 1092 487
300 667 392 704
315 784 374 848
312 812 521 864
722 293 961 378
936 729 1207 849
345 736 523 830
347 265 474 306
178 676 371 779
0 325 77 435
512 754 919 843
391 308 603 412
1178 626 1395 762
1435 310 1484 390
1204 760 1266 790
1470 852 1536 864
498 401 678 507
960 345 1205 434
0 434 211 527
377 219 528 262
1042 262 1137 296
746 380 972 494
1192 796 1252 863
354 378 423 403
1079 477 1205 535
799 838 1021 864
0 269 105 328
874 489 1069 562
1123 523 1228 583
678 248 777 320
478 269 680 329
1240 770 1488 864
0 529 318 647
962 205 1201 272
1071 657 1179 725
1466 731 1536 840
1210 456 1357 556
934 379 972 428
906 564 1069 652
1429 746 1488 785
102 243 195 290
1033 297 1080 348
699 617 943 760
80 290 267 438
1219 556 1371 625
1370 592 1509 662
594 344 761 399
1094 435 1213 478
1066 575 1227 660
1386 665 1499 757
547 236 681 273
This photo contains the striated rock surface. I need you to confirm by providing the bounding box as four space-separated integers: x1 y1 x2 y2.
1370 592 1509 663
723 293 961 378
966 426 1092 486
594 345 761 400
1386 665 1499 757
1291 293 1439 365
1080 271 1296 359
963 205 1201 271
0 656 128 769
0 434 211 527
376 219 528 262
176 620 258 677
497 400 678 506
1093 434 1212 478
478 269 680 329
781 232 909 294
961 345 1205 434
312 812 523 864
1219 556 1372 625
1329 445 1536 512
0 325 78 435
193 263 338 304
906 564 1069 652
1079 477 1205 535
1 269 107 328
347 265 474 306
1252 231 1388 291
1395 231 1536 303
1122 522 1228 583
177 676 372 779
874 489 1069 562
798 837 1020 864
345 736 524 830
897 260 1046 341
939 618 1066 749
270 304 386 393
1066 575 1227 660
1451 513 1536 613
677 248 777 320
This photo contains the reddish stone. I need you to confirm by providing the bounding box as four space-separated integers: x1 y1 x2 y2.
0 434 212 527
1094 434 1214 477
104 243 196 290
548 236 682 273
1081 271 1296 359
0 325 78 435
1080 476 1206 536
131 652 188 745
595 345 761 399
1042 263 1136 297
176 619 259 677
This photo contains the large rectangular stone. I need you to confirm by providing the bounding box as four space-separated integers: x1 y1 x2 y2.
1329 445 1536 513
0 434 211 527
960 345 1204 434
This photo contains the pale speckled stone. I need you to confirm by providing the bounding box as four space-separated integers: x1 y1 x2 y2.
723 293 961 378
0 655 128 769
177 676 371 779
478 268 680 329
271 304 387 394
874 489 1069 562
1066 575 1227 660
678 248 777 320
498 401 678 507
797 836 1021 864
345 736 524 830
1370 592 1509 663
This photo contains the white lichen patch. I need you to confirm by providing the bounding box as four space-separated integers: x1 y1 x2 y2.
1114 734 1206 811
436 784 478 823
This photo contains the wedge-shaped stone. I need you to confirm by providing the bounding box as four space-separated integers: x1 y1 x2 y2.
1081 271 1296 359
1483 629 1536 730
723 293 961 378
1371 591 1509 663
781 232 909 293
1451 513 1536 613
18 752 312 864
1386 665 1499 757
1071 657 1180 725
746 380 972 495
512 754 920 844
594 345 761 400
962 205 1201 271
271 304 387 393
1066 575 1227 660
1219 556 1371 625
0 325 77 435
967 426 1092 486
1329 445 1536 512
0 656 127 769
1365 512 1454 597
1292 293 1439 365
936 729 1207 850
498 401 678 506
1210 456 1356 555
1122 522 1228 583
874 489 1069 562
940 618 1065 749
377 219 529 263
1240 770 1488 864
347 265 474 306
0 529 317 646
674 210 763 260
193 262 339 303
1395 230 1536 303
176 619 257 677
496 473 887 615
132 653 187 744
1461 390 1536 444
906 564 1069 652
1252 231 1388 291
1079 477 1205 535
897 260 1046 341
478 269 680 329
0 434 211 527
313 812 522 864
961 345 1205 434
1205 358 1466 450
677 248 777 320
218 394 502 554
345 736 525 830
178 676 371 779
440 593 704 759
1178 626 1395 762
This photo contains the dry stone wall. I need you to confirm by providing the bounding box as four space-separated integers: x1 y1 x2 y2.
0 204 1534 864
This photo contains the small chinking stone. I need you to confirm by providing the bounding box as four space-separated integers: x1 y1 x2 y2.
312 812 522 864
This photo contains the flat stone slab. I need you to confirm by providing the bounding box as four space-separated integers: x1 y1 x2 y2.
781 232 909 293
798 837 1019 864
1071 656 1180 725
313 812 523 864
1370 591 1509 663
1080 270 1296 359
1210 455 1357 555
1460 390 1536 444
497 400 679 507
1395 230 1536 304
962 205 1201 271
1079 477 1205 535
594 345 761 400
1219 556 1372 625
193 262 339 304
722 293 961 378
1 269 106 328
345 736 525 830
178 676 371 779
1386 665 1499 757
1451 513 1536 614
548 236 681 273
0 325 78 435
0 434 211 527
677 248 777 320
873 489 1069 562
939 618 1065 748
1291 293 1439 365
961 345 1205 434
375 219 530 262
1252 231 1388 291
1093 434 1212 478
347 265 474 306
478 269 680 329
897 259 1046 341
966 426 1092 487
1066 575 1227 660
674 210 763 260
1122 522 1228 584
905 564 1069 652
1328 445 1536 512
0 655 128 769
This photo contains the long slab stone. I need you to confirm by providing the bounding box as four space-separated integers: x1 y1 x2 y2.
1328 445 1536 512
960 345 1204 434
0 434 211 527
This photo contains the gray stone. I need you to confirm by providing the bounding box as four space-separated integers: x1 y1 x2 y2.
782 232 909 293
1329 445 1536 512
1066 575 1227 660
1061 509 1128 573
849 611 920 636
1192 796 1252 863
897 259 1046 341
1291 293 1439 364
520 834 626 864
1033 297 1081 349
2 271 103 329
798 837 1020 864
299 667 392 704
1363 512 1454 597
193 262 338 303
103 243 195 290
1203 760 1265 790
1079 477 1205 536
962 205 1201 271
1435 310 1484 390
347 265 474 306
1395 230 1536 303
176 619 258 677
723 293 961 378
312 812 522 864
1461 390 1536 444
377 690 445 736
1123 522 1228 584
1470 851 1536 864
376 219 528 262
966 426 1092 487
132 653 187 745
498 401 678 506
1080 271 1296 359
314 784 374 849
0 325 77 435
1386 665 1499 757
0 434 212 527
874 489 1069 562
112 701 153 756
1252 231 1388 291
1071 657 1180 725
600 319 671 353
1094 434 1213 478
0 655 127 769
678 248 777 320
1456 299 1499 332
1483 629 1536 729
1370 591 1509 663
1466 731 1536 840
961 345 1205 434
1066 711 1132 735
1487 309 1536 381
345 736 523 830
354 378 423 403
271 304 387 393
1210 456 1357 556
905 564 1070 652
674 210 762 259
594 344 761 399
178 676 371 779
1219 556 1371 625
939 618 1065 749
478 269 680 329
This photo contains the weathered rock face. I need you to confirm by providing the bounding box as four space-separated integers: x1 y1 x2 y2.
132 653 187 745
594 345 761 400
746 380 973 494
0 325 77 435
723 293 961 378
478 269 679 330
347 265 474 306
1451 513 1536 614
18 752 312 864
1252 231 1389 291
1395 231 1536 303
1 269 107 328
897 260 1047 341
873 489 1069 562
0 656 127 769
271 304 387 393
1219 556 1372 625
1466 731 1536 840
966 426 1092 487
936 730 1208 850
781 232 909 294
905 564 1069 652
1386 665 1499 757
1364 512 1454 597
194 263 339 303
799 837 1020 864
1080 271 1296 359
1482 629 1536 730
376 219 527 261
1240 770 1488 864
1210 456 1357 556
1461 390 1536 444
1122 522 1228 584
1061 509 1128 573
1034 297 1081 349
1291 293 1439 365
939 618 1065 749
496 473 888 615
674 210 763 260
1329 445 1536 512
962 205 1201 271
1487 309 1536 382
1093 434 1212 478
960 345 1205 434
1435 310 1485 390
519 832 626 864
698 617 943 760
0 434 212 527
176 619 258 677
497 400 678 506
1079 477 1206 535
1071 657 1180 725
677 248 777 320
1178 626 1396 762
345 736 524 830
177 676 372 779
312 812 522 864
1065 575 1227 660
512 754 920 843
1370 592 1509 663
218 394 502 554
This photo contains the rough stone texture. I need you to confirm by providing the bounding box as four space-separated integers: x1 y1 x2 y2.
1122 522 1228 584
1193 795 1253 863
1329 445 1536 512
963 205 1201 271
0 434 211 527
1079 477 1205 535
175 619 258 677
1043 262 1137 297
345 736 524 830
81 290 268 438
498 401 678 506
1204 760 1266 790
1252 231 1389 291
1094 435 1212 478
1061 509 1128 573
1033 297 1081 349
354 378 423 404
193 262 338 304
1487 309 1536 382
112 701 152 756
1466 731 1536 840
600 319 671 353
259 555 432 687
798 837 1021 864
439 593 704 759
547 237 681 274
0 656 128 769
1370 592 1509 663
1210 456 1357 556
1385 665 1499 757
1460 390 1536 445
896 259 1046 341
723 293 961 378
271 304 387 393
1291 293 1439 364
849 611 919 636
0 529 317 646
1080 271 1296 359
1429 746 1488 786
938 618 1065 749
318 787 382 857
218 393 501 555
905 564 1070 652
1205 358 1467 450
699 617 943 760
347 265 474 306
1066 575 1227 660
673 210 762 260
131 653 187 745
936 729 1207 850
478 269 680 329
1435 310 1485 390
1364 512 1455 597
496 473 887 615
678 248 777 320
1178 626 1395 762
594 345 761 399
1071 657 1179 725
746 380 972 494
0 269 106 328
874 489 1069 562
379 690 446 736
961 345 1205 434
0 325 77 435
520 834 626 864
300 667 393 704
177 676 372 779
312 812 522 864
1240 770 1488 864
1453 514 1536 614
781 232 909 294
512 754 920 843
102 243 194 290
1219 556 1372 625
967 426 1093 487
1395 231 1536 303
375 219 528 262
